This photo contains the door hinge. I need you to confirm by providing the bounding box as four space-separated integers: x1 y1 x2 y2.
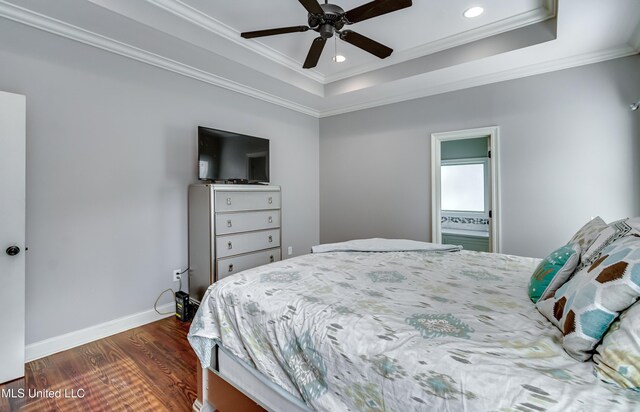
488 150 492 158
489 210 492 219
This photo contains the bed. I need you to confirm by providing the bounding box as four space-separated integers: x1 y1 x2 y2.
188 241 640 411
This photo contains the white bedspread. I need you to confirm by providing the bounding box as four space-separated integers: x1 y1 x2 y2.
189 249 640 411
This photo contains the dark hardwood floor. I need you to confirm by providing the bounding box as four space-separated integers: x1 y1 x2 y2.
0 317 198 412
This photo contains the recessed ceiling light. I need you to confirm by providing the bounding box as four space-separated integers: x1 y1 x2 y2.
332 55 346 63
463 6 484 18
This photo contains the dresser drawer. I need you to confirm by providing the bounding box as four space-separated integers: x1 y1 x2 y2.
214 191 281 212
215 210 280 235
216 229 281 258
216 248 281 281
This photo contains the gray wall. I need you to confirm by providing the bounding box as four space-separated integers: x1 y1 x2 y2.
320 55 640 258
1 16 638 345
0 20 319 344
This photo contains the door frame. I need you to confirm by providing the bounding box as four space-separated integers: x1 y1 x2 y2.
431 126 500 252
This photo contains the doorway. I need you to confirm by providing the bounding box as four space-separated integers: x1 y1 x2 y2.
431 126 500 252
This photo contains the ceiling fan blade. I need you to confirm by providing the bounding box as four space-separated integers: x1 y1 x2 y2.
345 0 412 23
241 26 309 39
303 37 326 69
298 0 324 15
340 30 392 59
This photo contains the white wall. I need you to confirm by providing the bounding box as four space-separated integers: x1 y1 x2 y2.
320 55 640 258
0 20 319 345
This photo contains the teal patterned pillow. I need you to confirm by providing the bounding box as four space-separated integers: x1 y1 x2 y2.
528 243 580 303
536 235 640 361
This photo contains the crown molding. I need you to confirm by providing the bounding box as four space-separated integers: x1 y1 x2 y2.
0 0 320 117
543 0 558 17
0 0 632 120
323 3 557 83
318 46 637 118
145 0 325 83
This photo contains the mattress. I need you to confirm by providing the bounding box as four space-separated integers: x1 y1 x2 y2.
188 249 640 411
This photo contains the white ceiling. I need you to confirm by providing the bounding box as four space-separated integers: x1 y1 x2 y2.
0 0 638 117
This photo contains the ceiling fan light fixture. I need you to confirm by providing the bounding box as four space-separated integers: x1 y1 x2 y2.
241 0 411 69
463 6 484 18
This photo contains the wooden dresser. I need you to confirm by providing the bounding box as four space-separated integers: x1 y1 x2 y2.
188 184 282 302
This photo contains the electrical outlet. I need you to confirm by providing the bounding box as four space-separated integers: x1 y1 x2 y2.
288 246 293 256
173 269 181 282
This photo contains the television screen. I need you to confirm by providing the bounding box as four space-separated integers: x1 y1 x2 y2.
198 127 270 182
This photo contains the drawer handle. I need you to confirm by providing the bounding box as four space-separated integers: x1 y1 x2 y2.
268 216 273 223
227 220 232 228
228 264 234 272
270 255 274 263
268 197 273 204
226 197 232 205
268 235 273 243
227 241 233 250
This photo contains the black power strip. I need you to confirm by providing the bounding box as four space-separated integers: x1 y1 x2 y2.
175 291 189 322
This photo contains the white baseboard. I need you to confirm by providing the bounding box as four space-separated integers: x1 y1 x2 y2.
25 303 175 362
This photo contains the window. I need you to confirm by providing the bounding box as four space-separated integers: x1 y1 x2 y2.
441 159 488 214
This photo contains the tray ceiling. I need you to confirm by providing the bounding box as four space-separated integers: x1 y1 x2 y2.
0 0 638 117
182 0 551 79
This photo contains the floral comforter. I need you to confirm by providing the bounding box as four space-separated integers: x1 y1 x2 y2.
188 250 640 411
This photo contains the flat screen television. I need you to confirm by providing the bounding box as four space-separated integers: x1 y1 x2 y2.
198 126 270 182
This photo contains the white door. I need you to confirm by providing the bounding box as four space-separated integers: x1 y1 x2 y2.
0 91 26 383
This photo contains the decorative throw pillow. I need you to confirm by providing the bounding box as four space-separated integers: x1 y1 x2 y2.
568 216 608 254
528 243 581 303
593 302 640 389
573 217 640 273
536 235 640 361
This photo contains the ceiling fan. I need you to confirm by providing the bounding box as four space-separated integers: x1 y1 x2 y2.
241 0 412 69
